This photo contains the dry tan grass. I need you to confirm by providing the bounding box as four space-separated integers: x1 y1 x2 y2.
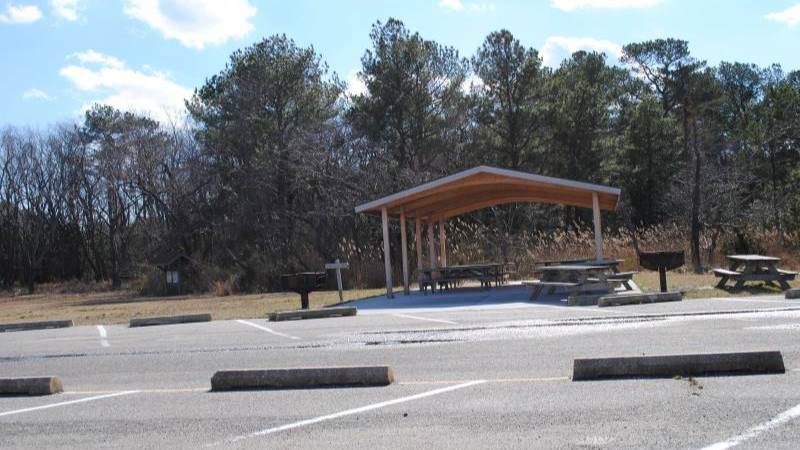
0 288 389 326
633 271 799 299
2 271 795 327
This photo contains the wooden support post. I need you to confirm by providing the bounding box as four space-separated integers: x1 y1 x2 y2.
427 220 437 270
400 210 409 296
438 219 447 267
415 217 423 279
381 208 394 299
592 192 603 261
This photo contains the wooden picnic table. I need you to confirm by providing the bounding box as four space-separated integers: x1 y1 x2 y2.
537 258 624 273
713 255 797 290
528 264 621 301
419 262 506 292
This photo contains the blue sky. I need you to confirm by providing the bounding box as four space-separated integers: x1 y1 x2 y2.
1 0 799 126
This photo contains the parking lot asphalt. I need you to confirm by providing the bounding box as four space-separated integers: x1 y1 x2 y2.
2 293 800 449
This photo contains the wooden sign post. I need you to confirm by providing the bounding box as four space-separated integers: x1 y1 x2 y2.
324 259 349 302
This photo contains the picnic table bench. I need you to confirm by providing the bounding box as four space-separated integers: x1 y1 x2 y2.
713 255 797 290
607 271 637 290
525 281 582 300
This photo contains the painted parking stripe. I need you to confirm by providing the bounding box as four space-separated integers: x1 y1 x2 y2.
393 313 458 325
96 325 110 347
0 390 139 418
235 319 300 340
712 297 790 304
699 402 800 450
218 380 486 445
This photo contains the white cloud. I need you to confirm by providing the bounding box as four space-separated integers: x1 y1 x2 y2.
23 88 53 101
766 4 800 27
439 0 495 13
70 49 125 69
123 0 257 50
551 0 661 11
344 69 368 98
50 0 80 21
59 50 192 123
0 4 43 24
540 36 623 67
461 74 484 94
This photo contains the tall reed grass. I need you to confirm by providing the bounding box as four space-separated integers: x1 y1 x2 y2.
339 222 800 288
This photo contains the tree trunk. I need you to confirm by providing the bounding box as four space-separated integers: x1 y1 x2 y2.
690 124 703 274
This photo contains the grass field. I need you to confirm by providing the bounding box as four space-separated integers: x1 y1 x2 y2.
633 271 798 298
0 288 389 326
0 272 796 326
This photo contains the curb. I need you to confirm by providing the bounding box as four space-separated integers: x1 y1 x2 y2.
129 313 212 327
786 289 800 300
0 377 63 395
0 320 74 333
211 366 394 391
573 351 785 381
269 306 357 321
598 292 683 307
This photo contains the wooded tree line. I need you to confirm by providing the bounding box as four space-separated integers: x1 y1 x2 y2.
2 19 799 292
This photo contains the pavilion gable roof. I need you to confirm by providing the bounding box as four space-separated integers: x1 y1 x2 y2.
354 166 621 220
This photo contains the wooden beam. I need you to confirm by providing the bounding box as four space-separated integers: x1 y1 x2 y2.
439 219 447 267
381 207 394 299
592 192 603 261
400 209 409 295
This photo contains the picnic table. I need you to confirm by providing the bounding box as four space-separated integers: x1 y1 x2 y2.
537 258 624 273
527 263 633 301
419 262 508 293
713 255 797 290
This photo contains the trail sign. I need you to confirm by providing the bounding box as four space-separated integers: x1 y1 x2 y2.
324 259 350 302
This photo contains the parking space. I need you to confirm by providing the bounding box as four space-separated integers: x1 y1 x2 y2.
2 373 799 449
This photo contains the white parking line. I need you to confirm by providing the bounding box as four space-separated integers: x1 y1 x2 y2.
236 320 300 340
217 380 485 445
699 402 800 450
393 313 458 325
712 297 790 304
0 390 139 418
96 325 110 347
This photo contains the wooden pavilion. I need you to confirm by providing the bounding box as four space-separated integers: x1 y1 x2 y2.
355 166 621 298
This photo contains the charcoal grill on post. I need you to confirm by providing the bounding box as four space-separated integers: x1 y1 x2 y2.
281 272 327 310
639 251 685 293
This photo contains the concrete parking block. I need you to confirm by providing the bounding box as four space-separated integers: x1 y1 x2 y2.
573 351 785 381
567 295 600 306
598 292 682 307
268 306 357 321
129 313 212 327
785 288 800 299
211 366 394 391
0 320 73 333
0 377 63 395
